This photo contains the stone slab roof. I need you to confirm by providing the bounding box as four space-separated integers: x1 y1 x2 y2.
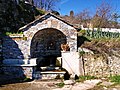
19 13 78 32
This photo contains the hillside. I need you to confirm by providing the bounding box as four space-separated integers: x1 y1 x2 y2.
0 0 43 33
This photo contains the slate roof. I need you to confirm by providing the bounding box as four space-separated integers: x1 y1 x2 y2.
19 13 78 32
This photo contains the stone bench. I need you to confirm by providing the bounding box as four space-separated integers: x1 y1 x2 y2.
3 58 37 65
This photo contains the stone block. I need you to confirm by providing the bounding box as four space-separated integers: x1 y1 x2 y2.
29 58 37 65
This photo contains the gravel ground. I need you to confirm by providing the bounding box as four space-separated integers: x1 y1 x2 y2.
1 74 120 90
0 74 60 90
0 80 62 90
0 82 52 90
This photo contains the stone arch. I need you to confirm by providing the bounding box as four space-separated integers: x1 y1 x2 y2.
21 13 77 59
30 28 67 58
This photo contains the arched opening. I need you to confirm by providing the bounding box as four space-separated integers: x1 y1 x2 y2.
30 28 67 70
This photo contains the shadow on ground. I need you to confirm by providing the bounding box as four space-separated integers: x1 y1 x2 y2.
0 74 32 87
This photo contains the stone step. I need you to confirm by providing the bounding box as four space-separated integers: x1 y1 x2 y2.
33 71 65 80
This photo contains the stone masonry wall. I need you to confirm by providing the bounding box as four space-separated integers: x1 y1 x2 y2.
81 49 120 77
3 36 29 59
3 14 77 59
23 14 77 54
2 66 35 79
0 33 2 64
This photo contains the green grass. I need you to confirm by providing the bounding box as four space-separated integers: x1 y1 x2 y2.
56 82 64 88
109 75 120 84
5 32 23 36
76 75 97 82
23 77 32 82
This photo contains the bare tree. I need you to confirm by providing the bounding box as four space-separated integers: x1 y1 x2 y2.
75 9 91 28
111 13 120 28
91 2 112 28
34 0 60 11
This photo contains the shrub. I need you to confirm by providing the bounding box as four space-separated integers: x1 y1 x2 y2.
79 30 86 36
37 9 46 15
84 30 120 39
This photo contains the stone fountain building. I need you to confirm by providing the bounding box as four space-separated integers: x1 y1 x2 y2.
2 13 82 79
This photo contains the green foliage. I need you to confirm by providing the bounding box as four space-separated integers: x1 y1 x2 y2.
23 77 31 82
79 30 86 36
79 50 85 56
5 32 23 35
80 29 120 39
109 75 120 84
56 82 64 88
76 75 97 82
37 9 46 15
